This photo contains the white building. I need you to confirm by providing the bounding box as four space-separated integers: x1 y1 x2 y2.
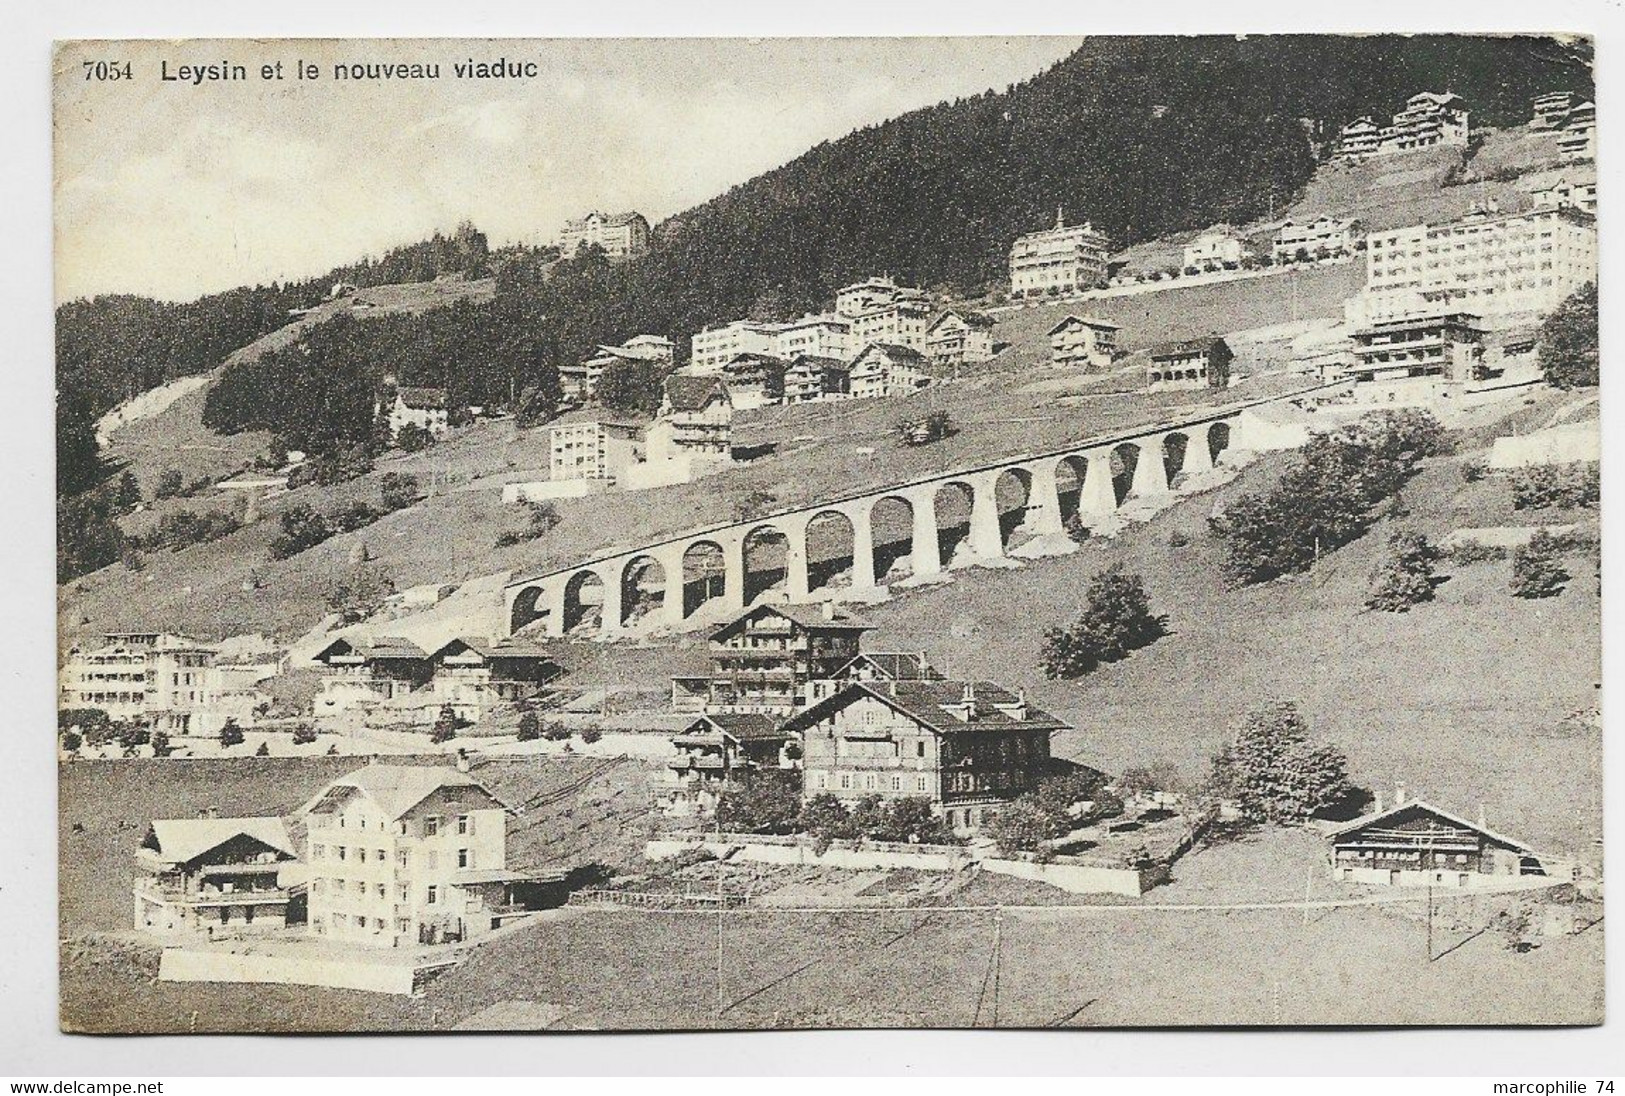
564 335 673 403
558 211 651 259
301 765 522 947
1008 209 1111 300
850 294 931 354
849 343 933 400
549 420 646 482
1336 92 1470 160
1353 204 1597 325
60 632 270 737
924 311 996 370
1047 315 1120 372
1557 101 1596 163
1529 178 1597 216
689 320 783 375
773 312 853 361
1182 227 1247 272
1273 216 1356 264
387 388 450 441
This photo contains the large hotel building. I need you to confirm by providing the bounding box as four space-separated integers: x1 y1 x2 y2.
1008 210 1111 300
1351 204 1596 325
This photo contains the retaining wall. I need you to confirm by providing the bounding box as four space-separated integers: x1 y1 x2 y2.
158 947 455 996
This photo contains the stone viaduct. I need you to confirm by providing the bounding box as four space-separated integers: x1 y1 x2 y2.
504 396 1296 639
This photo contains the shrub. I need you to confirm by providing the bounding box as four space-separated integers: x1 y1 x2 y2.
517 710 541 742
1511 531 1570 599
430 704 460 743
987 770 1113 855
255 741 271 756
1448 539 1508 565
61 731 82 753
1461 459 1488 483
1537 283 1598 389
1040 564 1168 679
380 472 420 512
716 774 802 834
396 423 434 452
219 719 245 748
155 468 186 499
1366 530 1442 613
292 725 318 746
268 504 333 559
319 563 395 624
542 721 571 742
580 726 603 745
1116 761 1188 798
495 500 562 547
1511 463 1599 511
1207 702 1349 824
150 730 172 758
140 508 242 552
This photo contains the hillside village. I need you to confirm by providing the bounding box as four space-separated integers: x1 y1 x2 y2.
56 69 1602 1030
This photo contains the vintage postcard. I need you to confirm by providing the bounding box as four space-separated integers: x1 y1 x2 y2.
55 34 1601 1033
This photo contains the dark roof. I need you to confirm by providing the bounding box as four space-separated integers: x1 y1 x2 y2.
855 342 930 366
708 603 873 642
1047 314 1120 336
783 680 1069 737
1148 336 1229 360
567 210 647 229
396 387 449 410
299 765 509 821
789 354 851 374
1329 799 1534 854
366 636 430 660
681 712 787 742
430 636 558 662
929 310 995 331
663 374 730 413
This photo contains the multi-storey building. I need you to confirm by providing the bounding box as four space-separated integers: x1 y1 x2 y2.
784 679 1068 834
835 275 910 318
924 311 996 370
721 352 789 411
1343 311 1486 387
1047 315 1120 372
311 636 559 722
849 294 932 353
1009 210 1111 299
1335 92 1470 160
1356 204 1597 324
1329 796 1549 888
1529 177 1597 216
689 320 783 375
1558 100 1596 163
564 335 673 402
783 354 852 403
301 764 520 947
646 375 733 466
773 313 853 361
549 420 646 482
1182 226 1247 272
689 604 872 715
558 211 651 259
133 816 301 935
1273 216 1356 263
1532 90 1575 128
849 343 933 400
1147 337 1232 392
60 632 268 736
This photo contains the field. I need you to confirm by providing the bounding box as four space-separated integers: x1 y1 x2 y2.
62 823 1602 1032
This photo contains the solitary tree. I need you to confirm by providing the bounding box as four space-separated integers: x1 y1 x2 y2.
1207 702 1349 824
430 703 460 744
1511 531 1570 599
1040 564 1168 678
1537 282 1598 389
517 710 541 742
219 719 245 748
1366 530 1443 612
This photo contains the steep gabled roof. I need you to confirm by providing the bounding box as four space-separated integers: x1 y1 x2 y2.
852 342 930 368
429 636 558 662
707 603 872 643
663 374 730 413
1148 336 1229 360
144 817 296 867
678 712 788 742
1047 314 1120 336
928 309 995 333
1329 799 1534 854
835 652 944 682
300 764 509 821
782 680 1068 738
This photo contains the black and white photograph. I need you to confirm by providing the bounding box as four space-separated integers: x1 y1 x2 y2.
45 27 1605 1043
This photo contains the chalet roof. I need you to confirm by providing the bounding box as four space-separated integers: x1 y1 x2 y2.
396 387 449 410
300 764 509 821
782 680 1069 738
722 352 789 372
789 354 851 375
430 636 558 662
707 603 873 643
1329 799 1533 854
144 817 296 867
680 712 787 742
1148 336 1229 360
312 635 429 663
853 342 930 367
1047 314 1120 336
566 210 647 229
663 374 730 413
835 652 944 682
929 310 995 332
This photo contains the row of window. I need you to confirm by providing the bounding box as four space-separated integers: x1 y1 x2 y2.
311 844 477 870
812 771 932 794
313 878 454 904
312 812 474 837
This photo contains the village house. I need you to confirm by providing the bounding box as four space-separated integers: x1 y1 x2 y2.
1336 92 1470 160
924 310 996 370
311 636 434 716
1343 311 1486 390
387 387 450 441
782 354 852 403
671 603 873 716
60 632 270 736
133 815 302 935
1009 209 1111 299
424 637 563 724
311 636 559 724
1334 116 1383 159
1147 337 1233 392
658 712 800 817
564 334 674 403
1329 793 1553 888
1182 226 1247 272
721 352 790 411
849 343 933 400
646 374 733 467
1047 315 1120 372
1529 177 1597 217
549 420 646 483
804 651 945 706
558 210 651 259
1272 216 1356 264
301 764 533 947
849 292 932 354
1353 203 1596 325
783 679 1069 834
835 275 913 319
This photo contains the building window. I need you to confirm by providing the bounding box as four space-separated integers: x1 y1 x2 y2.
396 851 408 869
425 816 440 837
458 848 471 869
426 886 438 905
336 846 346 861
457 815 470 835
917 776 928 792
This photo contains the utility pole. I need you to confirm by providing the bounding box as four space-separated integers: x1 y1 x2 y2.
715 861 725 1021
1426 884 1434 962
990 906 1004 1027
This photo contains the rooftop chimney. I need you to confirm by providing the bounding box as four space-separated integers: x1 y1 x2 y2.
1395 781 1408 806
